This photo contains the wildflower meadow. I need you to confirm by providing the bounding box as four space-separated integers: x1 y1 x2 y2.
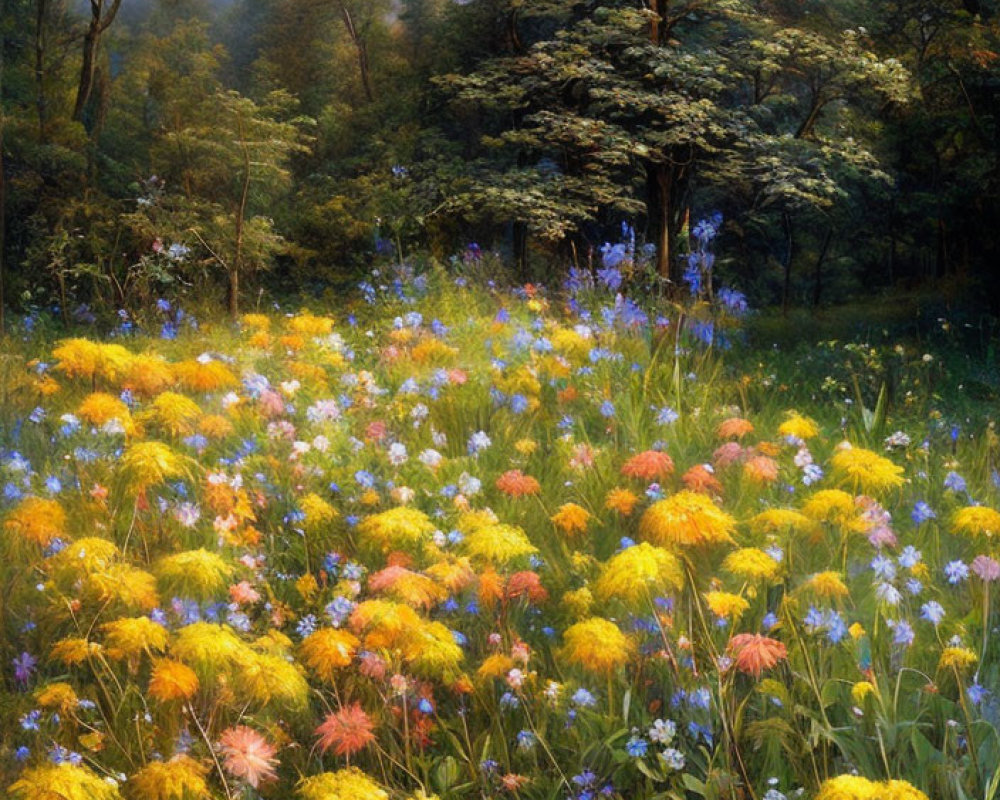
1 249 999 800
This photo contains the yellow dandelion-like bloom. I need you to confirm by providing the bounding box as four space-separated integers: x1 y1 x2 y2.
749 508 817 536
562 586 594 619
605 487 639 516
118 441 191 491
4 497 66 546
595 543 683 608
463 523 538 564
851 681 876 705
849 622 866 640
939 647 978 671
9 764 124 800
155 549 232 601
777 412 820 440
48 537 119 587
402 620 464 680
122 354 175 397
550 327 591 362
831 446 905 494
369 566 446 610
562 617 633 674
35 682 79 714
83 565 159 613
704 591 750 620
639 491 736 548
241 313 271 331
235 651 309 712
77 392 132 429
148 659 200 703
50 637 102 667
253 630 294 655
287 312 335 337
128 756 210 800
296 769 388 800
952 506 1000 537
514 438 538 456
801 490 858 524
884 780 930 800
171 623 250 679
551 503 591 537
197 414 234 440
140 391 203 437
172 359 238 393
411 337 459 365
53 338 133 383
425 556 476 594
300 628 360 683
477 654 516 682
102 616 169 661
722 548 780 581
806 571 850 599
349 600 423 650
456 508 499 533
301 493 338 531
358 507 436 553
815 775 880 800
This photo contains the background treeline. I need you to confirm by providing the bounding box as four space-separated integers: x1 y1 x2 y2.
0 0 998 322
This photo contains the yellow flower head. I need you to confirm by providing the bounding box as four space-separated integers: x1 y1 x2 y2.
359 507 436 553
595 543 683 608
831 446 905 494
301 492 338 531
83 565 159 613
77 392 132 430
148 659 200 703
122 354 175 398
171 623 249 679
402 620 464 680
9 764 123 800
639 491 736 548
172 359 238 393
477 654 516 682
155 549 232 601
140 392 202 437
952 506 1000 537
35 682 79 714
749 508 816 536
778 412 820 440
50 637 102 667
128 756 210 800
350 600 423 650
241 313 271 331
802 490 859 525
704 591 750 620
884 780 930 800
118 441 190 491
4 497 66 546
562 617 633 674
514 438 538 456
235 651 309 712
851 681 876 705
300 628 360 683
102 616 169 661
849 622 866 640
605 487 639 516
287 312 336 337
815 775 880 800
53 338 133 383
722 548 780 582
939 647 978 672
562 586 594 619
551 503 591 537
463 524 538 565
807 571 850 600
296 769 388 800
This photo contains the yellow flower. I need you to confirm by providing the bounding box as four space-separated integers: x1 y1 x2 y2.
551 503 591 537
301 493 338 531
140 391 202 436
172 359 238 393
402 620 464 680
952 506 1000 537
77 392 132 429
83 565 159 613
359 507 436 553
296 769 388 800
198 414 234 440
777 412 820 440
595 543 683 608
851 681 876 705
241 313 271 330
350 600 423 650
807 571 850 600
102 616 169 661
802 490 859 525
722 548 780 581
50 637 102 666
815 775 880 800
155 549 232 601
456 508 499 533
562 586 594 619
300 628 360 683
118 441 191 491
296 573 319 601
884 780 930 800
831 446 905 494
704 591 750 620
53 338 133 383
235 651 309 712
639 491 736 548
849 623 866 640
35 682 79 714
514 438 538 456
477 654 516 682
605 487 639 516
122 354 175 397
4 497 66 546
171 623 250 679
939 647 978 671
425 556 476 594
148 659 200 703
562 617 634 674
749 508 816 536
287 312 336 337
463 523 538 564
9 764 124 800
128 756 210 800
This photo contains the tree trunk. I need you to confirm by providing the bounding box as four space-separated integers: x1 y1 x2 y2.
338 3 374 103
228 269 239 319
781 210 793 315
73 0 123 124
812 226 833 307
230 111 252 319
0 35 5 336
651 165 677 283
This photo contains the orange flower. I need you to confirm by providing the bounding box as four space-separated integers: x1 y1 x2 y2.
315 703 376 757
148 659 199 702
218 726 278 788
728 634 787 678
550 503 591 536
605 487 639 515
682 464 722 494
496 470 541 497
505 571 548 604
717 417 754 440
743 455 778 484
621 450 674 481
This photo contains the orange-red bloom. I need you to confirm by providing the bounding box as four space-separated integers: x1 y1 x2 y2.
218 726 278 788
728 634 787 678
682 464 722 494
315 703 376 757
621 450 674 481
496 470 541 497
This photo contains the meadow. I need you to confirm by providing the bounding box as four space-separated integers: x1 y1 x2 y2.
1 251 999 800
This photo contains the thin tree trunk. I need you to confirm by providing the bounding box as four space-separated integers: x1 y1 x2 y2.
72 0 123 124
781 210 793 315
652 165 675 283
338 3 373 103
812 226 833 307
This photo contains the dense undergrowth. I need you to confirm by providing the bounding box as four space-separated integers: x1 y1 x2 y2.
0 261 999 800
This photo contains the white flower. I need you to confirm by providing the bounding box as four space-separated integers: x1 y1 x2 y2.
648 718 676 744
419 449 443 469
388 443 408 466
660 748 685 770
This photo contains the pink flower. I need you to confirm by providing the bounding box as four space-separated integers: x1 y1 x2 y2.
972 555 1000 582
229 581 260 605
315 703 376 757
218 726 278 788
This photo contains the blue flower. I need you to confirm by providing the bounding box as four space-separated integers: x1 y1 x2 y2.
572 688 596 707
920 601 945 625
911 501 936 525
944 471 967 492
944 560 969 584
625 736 648 757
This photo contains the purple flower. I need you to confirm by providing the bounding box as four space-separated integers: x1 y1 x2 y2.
889 619 915 647
944 471 967 493
971 555 1000 582
13 652 36 684
944 560 970 584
